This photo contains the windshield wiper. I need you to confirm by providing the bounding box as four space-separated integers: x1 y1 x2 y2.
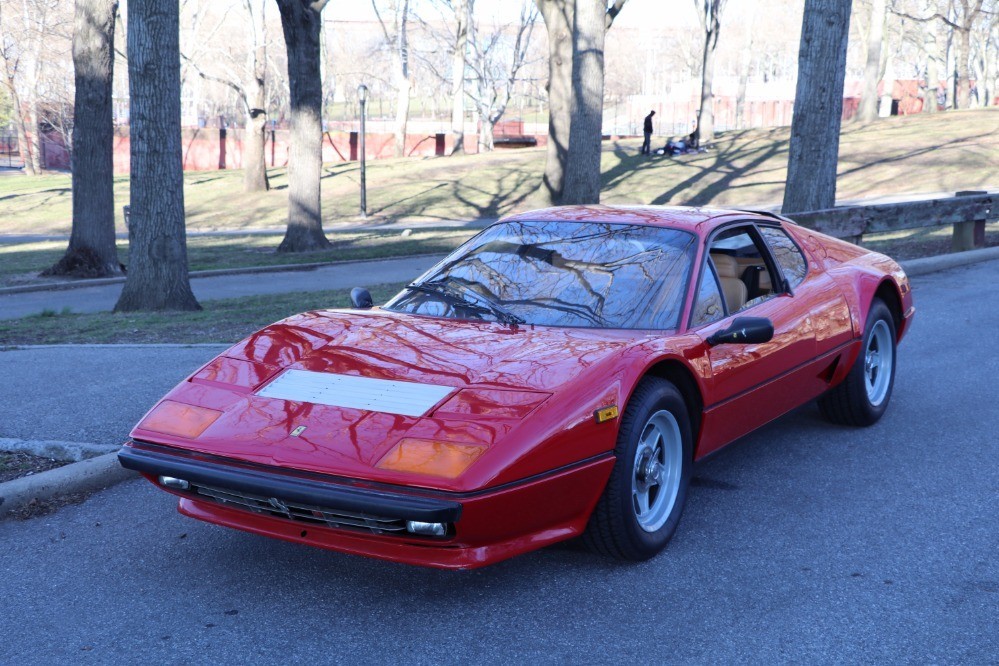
407 278 525 326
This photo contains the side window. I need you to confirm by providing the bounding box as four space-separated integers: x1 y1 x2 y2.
690 259 725 327
708 226 780 314
759 226 808 289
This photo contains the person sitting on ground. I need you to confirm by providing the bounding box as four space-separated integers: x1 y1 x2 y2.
686 129 699 150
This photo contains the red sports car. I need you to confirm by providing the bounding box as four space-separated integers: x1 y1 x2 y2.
119 206 914 569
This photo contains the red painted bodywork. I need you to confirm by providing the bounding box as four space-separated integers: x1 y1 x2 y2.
125 205 914 569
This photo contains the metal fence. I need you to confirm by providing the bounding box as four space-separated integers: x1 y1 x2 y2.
0 132 23 168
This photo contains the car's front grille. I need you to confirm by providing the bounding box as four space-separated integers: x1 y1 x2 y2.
190 482 409 536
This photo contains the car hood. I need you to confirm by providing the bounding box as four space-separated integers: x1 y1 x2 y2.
132 309 653 489
223 308 646 391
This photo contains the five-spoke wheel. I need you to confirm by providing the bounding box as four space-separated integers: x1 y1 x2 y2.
583 377 692 561
819 297 897 426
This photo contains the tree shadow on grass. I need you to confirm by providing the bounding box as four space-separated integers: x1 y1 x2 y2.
354 158 539 224
0 186 71 203
601 135 790 207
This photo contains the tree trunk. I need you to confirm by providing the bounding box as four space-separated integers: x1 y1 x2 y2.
696 0 723 144
955 26 971 109
394 72 410 158
27 103 42 173
979 26 999 107
243 0 269 192
857 0 885 122
45 0 121 279
735 34 753 129
275 0 330 252
538 0 573 205
4 77 34 175
479 117 494 152
115 0 200 311
945 27 955 109
781 0 853 215
562 0 607 205
393 0 411 159
450 0 469 155
924 34 940 113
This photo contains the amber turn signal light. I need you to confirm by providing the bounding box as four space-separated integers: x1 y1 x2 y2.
594 405 619 424
138 401 223 439
376 438 486 479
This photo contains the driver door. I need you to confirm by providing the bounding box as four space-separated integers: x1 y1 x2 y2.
689 224 816 457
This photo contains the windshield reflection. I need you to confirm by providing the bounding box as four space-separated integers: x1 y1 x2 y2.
385 220 696 330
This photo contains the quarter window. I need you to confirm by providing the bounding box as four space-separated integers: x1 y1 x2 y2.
759 226 808 289
690 260 725 327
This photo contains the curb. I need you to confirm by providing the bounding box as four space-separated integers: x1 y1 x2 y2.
897 245 999 277
0 252 448 297
2 343 231 352
1 247 996 516
0 451 136 518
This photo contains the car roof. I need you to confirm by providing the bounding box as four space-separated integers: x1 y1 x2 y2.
501 205 781 234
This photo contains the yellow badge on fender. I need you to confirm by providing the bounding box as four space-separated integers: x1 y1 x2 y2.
594 405 619 424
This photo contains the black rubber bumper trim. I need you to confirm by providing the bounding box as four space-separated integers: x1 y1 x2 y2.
118 444 462 523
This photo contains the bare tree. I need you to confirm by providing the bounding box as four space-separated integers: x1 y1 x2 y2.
115 0 200 311
536 0 628 206
893 0 987 109
970 0 997 105
466 1 538 151
373 0 413 158
782 0 854 215
735 28 755 129
275 0 332 252
451 0 470 154
0 0 62 175
243 0 270 191
694 0 726 144
45 0 121 279
182 0 270 192
858 0 888 121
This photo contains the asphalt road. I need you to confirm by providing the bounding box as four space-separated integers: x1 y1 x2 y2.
1 260 997 664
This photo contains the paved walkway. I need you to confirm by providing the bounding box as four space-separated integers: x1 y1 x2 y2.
0 218 495 244
0 254 446 320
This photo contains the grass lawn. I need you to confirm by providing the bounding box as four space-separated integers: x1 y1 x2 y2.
1 108 996 236
0 228 476 288
0 282 407 345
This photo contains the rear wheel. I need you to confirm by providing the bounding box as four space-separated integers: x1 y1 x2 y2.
819 298 897 426
583 377 692 561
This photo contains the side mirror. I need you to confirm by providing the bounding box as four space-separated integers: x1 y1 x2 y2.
350 287 373 309
707 316 774 346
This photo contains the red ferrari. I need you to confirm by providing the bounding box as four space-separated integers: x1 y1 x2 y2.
119 206 914 569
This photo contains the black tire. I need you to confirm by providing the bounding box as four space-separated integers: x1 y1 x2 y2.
818 297 897 427
582 377 692 561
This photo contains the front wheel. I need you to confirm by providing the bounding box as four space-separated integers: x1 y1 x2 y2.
583 377 692 561
819 297 897 426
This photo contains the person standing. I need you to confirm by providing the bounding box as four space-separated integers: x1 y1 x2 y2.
641 110 655 155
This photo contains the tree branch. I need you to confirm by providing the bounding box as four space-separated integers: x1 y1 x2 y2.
606 0 628 29
180 52 248 113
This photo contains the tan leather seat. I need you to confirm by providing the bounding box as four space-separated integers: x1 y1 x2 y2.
736 257 772 292
711 253 747 312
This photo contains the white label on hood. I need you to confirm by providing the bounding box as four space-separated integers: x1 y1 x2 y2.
255 369 455 417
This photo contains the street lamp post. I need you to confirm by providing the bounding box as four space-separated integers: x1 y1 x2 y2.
357 84 368 219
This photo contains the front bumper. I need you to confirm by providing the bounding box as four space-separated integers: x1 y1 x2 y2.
120 441 614 569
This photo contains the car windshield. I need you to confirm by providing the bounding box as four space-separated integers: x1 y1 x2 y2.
384 220 697 329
